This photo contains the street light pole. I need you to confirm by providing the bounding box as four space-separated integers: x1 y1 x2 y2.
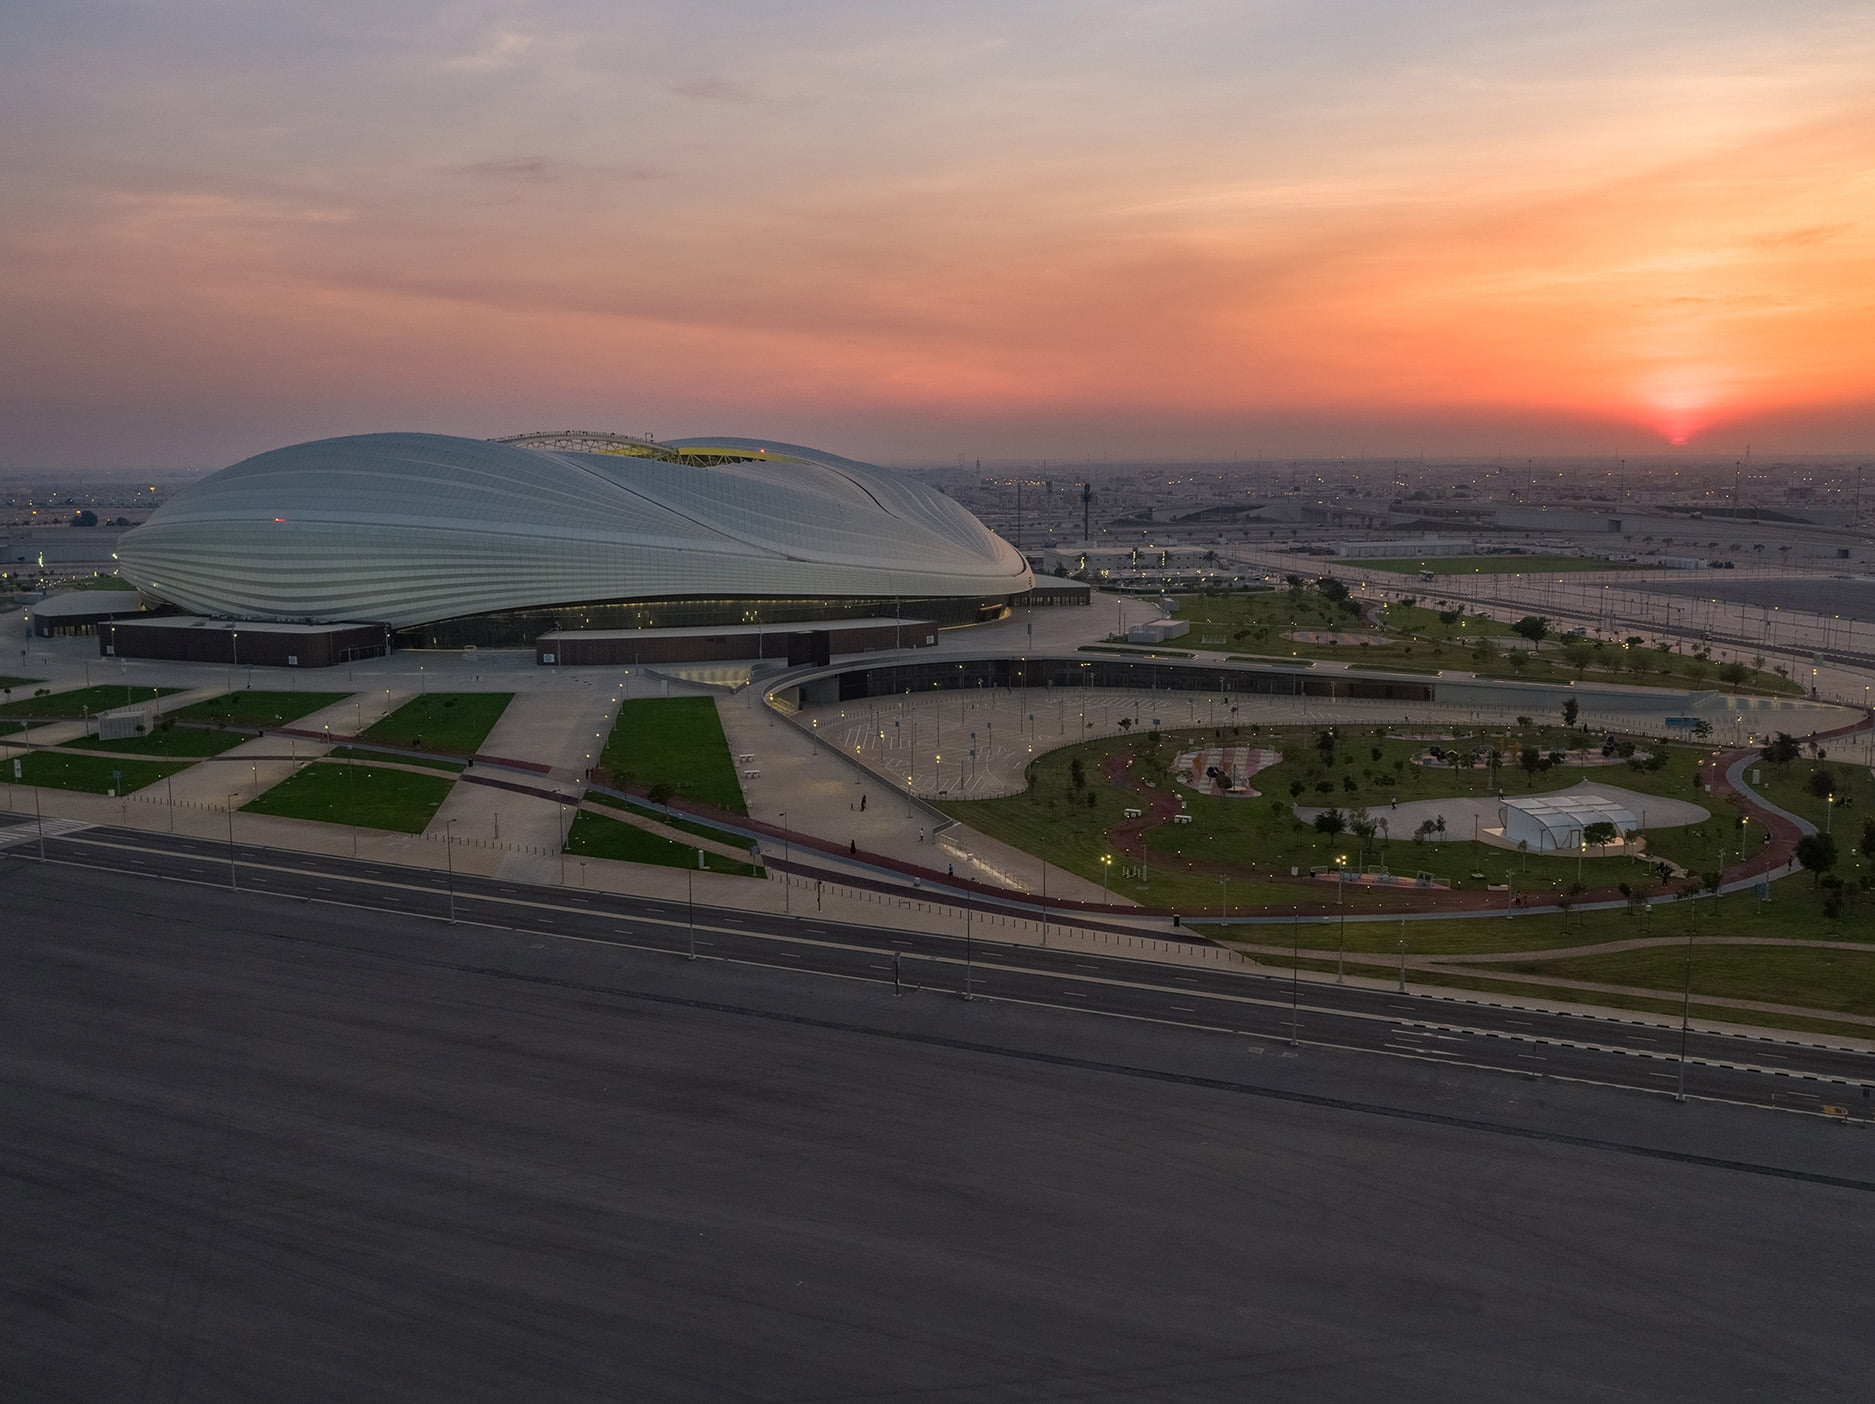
1675 919 1695 1103
962 899 975 1001
1289 911 1301 1045
444 819 457 924
1336 877 1346 984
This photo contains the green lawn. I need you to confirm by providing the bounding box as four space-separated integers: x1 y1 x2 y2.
363 693 513 755
168 690 353 728
61 726 251 758
325 745 465 772
8 750 190 794
1213 884 1835 955
565 810 763 876
596 697 747 813
1753 754 1875 843
1171 589 1798 694
1496 944 1875 1020
1377 602 1521 639
939 723 1721 911
1355 555 1632 576
1247 954 1875 1041
1749 755 1875 896
242 761 455 833
0 684 181 718
587 791 755 851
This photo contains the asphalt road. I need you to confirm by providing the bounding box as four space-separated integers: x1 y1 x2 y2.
4 814 1872 1117
5 861 1875 1402
1639 575 1875 626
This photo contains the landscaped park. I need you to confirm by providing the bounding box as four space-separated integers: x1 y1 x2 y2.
937 718 1739 914
1167 583 1800 694
8 653 1875 1035
2 683 760 879
928 696 1875 1034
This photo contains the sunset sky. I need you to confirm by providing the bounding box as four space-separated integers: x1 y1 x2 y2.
2 0 1870 469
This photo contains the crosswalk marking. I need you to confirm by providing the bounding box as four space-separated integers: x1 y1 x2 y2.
0 818 95 850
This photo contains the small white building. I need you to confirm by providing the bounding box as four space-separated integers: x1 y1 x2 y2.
1499 793 1637 853
1126 619 1190 644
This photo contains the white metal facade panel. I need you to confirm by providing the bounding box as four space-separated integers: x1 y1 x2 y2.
117 433 1031 627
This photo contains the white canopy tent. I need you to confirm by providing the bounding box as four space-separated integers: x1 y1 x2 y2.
1499 794 1638 853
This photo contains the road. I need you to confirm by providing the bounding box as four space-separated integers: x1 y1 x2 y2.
6 812 1871 1118
7 852 1875 1401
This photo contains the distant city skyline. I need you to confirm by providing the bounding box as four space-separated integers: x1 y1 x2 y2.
2 0 1870 470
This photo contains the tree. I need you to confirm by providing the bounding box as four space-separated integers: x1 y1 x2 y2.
1316 576 1349 604
1718 662 1747 687
1348 809 1378 860
1795 832 1838 885
1313 807 1347 836
1581 820 1619 850
1511 616 1549 651
71 509 98 527
1858 819 1875 863
1562 697 1579 729
1519 745 1541 785
1807 768 1836 800
1561 642 1595 678
1506 651 1530 675
1760 733 1801 773
1069 758 1086 789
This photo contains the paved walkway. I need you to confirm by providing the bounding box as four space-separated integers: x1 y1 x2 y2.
717 683 1118 903
424 684 625 881
1296 781 1710 850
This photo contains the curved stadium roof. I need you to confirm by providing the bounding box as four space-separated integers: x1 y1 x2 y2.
117 432 1031 627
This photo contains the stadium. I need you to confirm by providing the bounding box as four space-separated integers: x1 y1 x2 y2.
108 431 1037 664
